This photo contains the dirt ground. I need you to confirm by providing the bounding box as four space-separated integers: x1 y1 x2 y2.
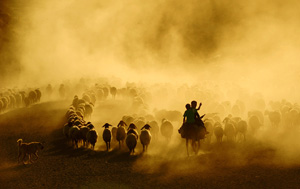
1 100 300 189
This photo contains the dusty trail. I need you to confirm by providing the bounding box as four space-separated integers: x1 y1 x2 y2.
0 100 300 188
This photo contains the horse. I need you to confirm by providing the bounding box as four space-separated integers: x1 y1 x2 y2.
179 119 206 156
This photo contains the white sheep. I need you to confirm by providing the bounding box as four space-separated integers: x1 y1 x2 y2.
86 129 98 150
140 124 152 152
102 123 112 151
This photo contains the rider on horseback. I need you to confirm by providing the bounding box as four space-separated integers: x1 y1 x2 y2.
179 101 208 138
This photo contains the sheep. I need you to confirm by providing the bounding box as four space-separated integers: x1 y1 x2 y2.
86 129 98 150
8 95 16 109
80 126 90 147
126 124 139 155
59 84 66 98
213 122 224 143
286 108 300 127
148 120 159 139
127 123 139 139
140 124 152 152
126 133 137 155
35 89 42 102
110 87 117 99
89 92 97 105
1 96 8 110
82 94 91 104
13 93 23 107
264 110 281 128
134 118 145 130
72 95 79 108
28 90 37 104
204 119 214 144
236 120 247 141
96 88 104 101
86 122 95 129
160 119 173 141
224 122 236 142
46 84 53 97
102 87 109 99
69 126 81 148
248 110 264 125
111 126 118 142
24 96 30 107
63 122 73 139
84 103 93 120
102 123 112 151
116 120 127 149
248 115 262 134
125 116 134 126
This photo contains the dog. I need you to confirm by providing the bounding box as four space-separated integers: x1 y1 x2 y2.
17 139 44 164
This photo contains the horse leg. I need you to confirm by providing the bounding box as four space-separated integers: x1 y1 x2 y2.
192 140 197 153
196 140 200 155
186 138 189 156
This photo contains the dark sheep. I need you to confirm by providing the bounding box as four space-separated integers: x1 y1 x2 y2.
35 89 42 102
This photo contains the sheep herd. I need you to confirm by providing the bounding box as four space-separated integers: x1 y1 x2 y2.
60 79 300 157
62 94 174 154
0 88 42 113
57 79 300 156
3 78 299 157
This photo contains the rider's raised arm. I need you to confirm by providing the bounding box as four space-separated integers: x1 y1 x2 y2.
197 102 202 111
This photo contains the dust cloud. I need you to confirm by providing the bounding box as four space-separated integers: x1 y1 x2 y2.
1 0 300 181
0 0 298 95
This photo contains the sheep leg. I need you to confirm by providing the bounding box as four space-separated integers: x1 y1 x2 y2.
119 141 121 149
109 142 110 150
